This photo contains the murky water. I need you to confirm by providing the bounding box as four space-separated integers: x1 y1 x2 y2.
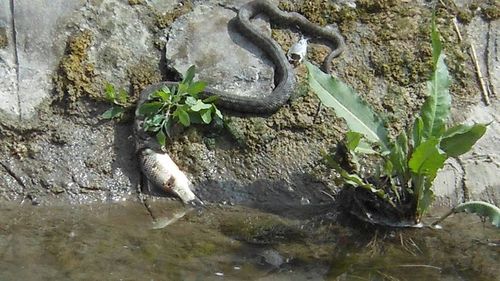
0 201 498 280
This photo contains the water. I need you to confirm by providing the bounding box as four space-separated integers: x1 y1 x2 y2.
0 201 498 280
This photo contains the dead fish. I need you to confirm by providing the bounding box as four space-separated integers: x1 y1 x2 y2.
151 208 191 230
287 37 309 64
139 148 203 205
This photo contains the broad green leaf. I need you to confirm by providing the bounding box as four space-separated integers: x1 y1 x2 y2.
153 88 171 102
187 81 207 96
346 131 362 151
421 53 451 140
101 106 124 119
390 131 409 180
345 131 377 154
355 140 377 154
190 100 212 112
163 119 173 137
138 101 163 116
440 123 488 157
177 109 190 127
104 83 115 102
431 15 442 70
177 83 189 95
214 107 223 119
409 138 447 178
384 159 394 175
454 201 500 228
306 61 390 152
417 178 435 218
200 108 213 124
188 112 203 124
421 22 451 140
143 114 165 131
185 96 198 107
412 116 424 148
182 65 196 85
397 130 409 157
433 201 500 228
156 130 167 148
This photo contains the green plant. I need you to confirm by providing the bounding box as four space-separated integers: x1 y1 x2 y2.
138 65 223 147
432 201 500 228
101 83 130 119
306 18 491 225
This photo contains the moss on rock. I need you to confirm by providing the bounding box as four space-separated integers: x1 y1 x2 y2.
155 0 193 29
0 27 8 49
53 30 101 107
127 59 162 98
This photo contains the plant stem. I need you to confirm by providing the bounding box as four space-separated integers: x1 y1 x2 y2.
431 208 455 226
412 174 426 219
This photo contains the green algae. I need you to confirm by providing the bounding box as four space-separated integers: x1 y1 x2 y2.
53 30 102 107
218 210 306 245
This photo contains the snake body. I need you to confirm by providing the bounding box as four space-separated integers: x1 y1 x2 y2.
139 0 345 115
134 0 345 203
215 0 344 113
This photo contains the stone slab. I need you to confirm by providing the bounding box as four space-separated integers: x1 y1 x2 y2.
0 0 86 120
0 0 19 118
165 0 275 99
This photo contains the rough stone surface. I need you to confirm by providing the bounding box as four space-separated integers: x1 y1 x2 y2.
165 0 274 99
0 0 498 212
460 101 500 203
0 0 19 118
487 20 499 98
0 0 87 120
433 13 500 207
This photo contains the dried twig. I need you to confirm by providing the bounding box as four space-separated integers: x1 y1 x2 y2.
320 190 335 201
485 22 497 98
470 43 491 105
452 17 463 42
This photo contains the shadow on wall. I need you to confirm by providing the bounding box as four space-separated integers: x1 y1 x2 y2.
196 172 336 217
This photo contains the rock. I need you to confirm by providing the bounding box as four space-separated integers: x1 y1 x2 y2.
487 20 499 98
433 12 499 207
0 0 20 118
433 158 465 206
165 0 275 100
0 0 87 120
434 101 500 207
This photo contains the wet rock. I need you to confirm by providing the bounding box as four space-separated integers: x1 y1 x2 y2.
165 0 275 100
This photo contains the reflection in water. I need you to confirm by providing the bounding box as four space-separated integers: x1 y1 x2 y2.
0 202 498 280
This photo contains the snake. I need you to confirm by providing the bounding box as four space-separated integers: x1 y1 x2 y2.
134 0 345 203
138 0 345 115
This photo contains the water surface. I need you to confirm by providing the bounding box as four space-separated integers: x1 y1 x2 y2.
0 202 498 280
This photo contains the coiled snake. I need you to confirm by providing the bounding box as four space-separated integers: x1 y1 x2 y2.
134 0 345 203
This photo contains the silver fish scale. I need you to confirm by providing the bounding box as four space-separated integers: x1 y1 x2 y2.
140 150 174 191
